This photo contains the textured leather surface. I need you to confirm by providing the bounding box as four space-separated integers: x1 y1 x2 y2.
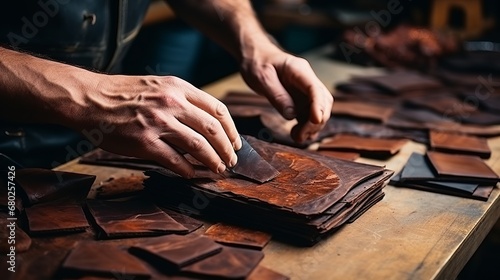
180 246 264 279
427 151 499 183
351 71 443 93
95 174 145 198
25 203 89 234
161 208 204 233
331 100 394 123
204 223 272 250
429 131 491 159
87 198 189 239
315 150 360 161
15 168 95 206
130 234 222 268
60 241 150 279
319 134 408 158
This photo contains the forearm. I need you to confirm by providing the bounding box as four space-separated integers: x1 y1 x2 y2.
0 47 96 128
166 0 277 62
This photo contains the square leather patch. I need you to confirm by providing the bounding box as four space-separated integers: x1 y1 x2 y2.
427 151 499 183
60 241 150 279
87 198 188 239
319 134 408 158
331 100 394 123
25 203 89 235
429 131 491 159
204 223 272 250
130 234 222 269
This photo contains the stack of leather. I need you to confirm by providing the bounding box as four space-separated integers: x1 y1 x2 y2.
144 136 394 246
390 151 499 201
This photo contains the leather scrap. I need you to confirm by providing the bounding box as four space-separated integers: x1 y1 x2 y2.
25 203 89 235
204 223 272 250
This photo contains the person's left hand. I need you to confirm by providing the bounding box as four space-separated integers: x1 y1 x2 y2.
239 43 333 144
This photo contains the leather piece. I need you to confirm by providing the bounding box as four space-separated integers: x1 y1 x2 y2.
404 92 477 117
315 150 360 161
222 91 272 108
130 234 222 269
86 198 189 239
161 208 204 233
319 134 408 158
59 241 150 279
429 131 491 159
391 171 493 201
0 212 31 253
94 174 145 198
427 151 499 183
247 266 290 280
204 223 272 250
400 153 479 193
25 203 89 235
180 246 264 279
15 168 95 206
351 71 443 93
331 100 394 123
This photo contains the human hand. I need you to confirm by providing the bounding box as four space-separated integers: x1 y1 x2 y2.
75 74 242 178
239 44 334 143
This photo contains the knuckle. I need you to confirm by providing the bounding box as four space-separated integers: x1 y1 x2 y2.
215 102 229 117
168 153 185 167
189 136 205 151
205 119 221 136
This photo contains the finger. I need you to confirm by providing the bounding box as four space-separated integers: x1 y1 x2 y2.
285 60 333 125
185 88 242 151
253 64 297 120
143 134 195 178
291 120 323 144
159 118 229 175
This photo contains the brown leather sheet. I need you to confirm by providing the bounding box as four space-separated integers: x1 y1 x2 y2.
204 223 272 250
130 234 222 268
315 150 360 161
427 151 499 183
331 100 394 123
180 246 264 279
247 266 290 280
161 208 204 233
94 174 145 198
25 203 89 235
59 241 150 279
429 131 491 159
319 134 408 158
86 198 189 239
15 168 95 206
351 71 443 93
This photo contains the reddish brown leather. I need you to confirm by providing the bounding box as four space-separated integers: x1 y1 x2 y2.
351 71 443 93
161 208 204 233
15 168 95 206
429 131 491 159
86 198 189 239
130 234 222 268
204 223 272 250
25 203 89 235
94 174 145 198
60 241 150 279
405 93 477 117
319 134 408 158
427 151 499 182
331 100 394 123
180 246 264 279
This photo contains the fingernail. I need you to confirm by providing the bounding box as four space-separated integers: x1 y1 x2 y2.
217 162 227 174
284 107 296 119
229 153 238 168
233 138 242 151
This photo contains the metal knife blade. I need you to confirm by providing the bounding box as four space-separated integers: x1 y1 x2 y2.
228 135 280 183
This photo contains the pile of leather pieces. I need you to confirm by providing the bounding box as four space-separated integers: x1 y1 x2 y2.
0 168 288 280
79 136 394 245
143 136 394 245
390 151 499 201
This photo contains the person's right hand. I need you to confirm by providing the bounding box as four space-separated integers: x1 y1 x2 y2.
75 74 242 178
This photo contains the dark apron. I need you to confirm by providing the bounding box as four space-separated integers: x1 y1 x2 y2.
0 0 150 168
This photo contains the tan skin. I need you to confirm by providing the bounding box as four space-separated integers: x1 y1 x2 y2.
0 0 333 178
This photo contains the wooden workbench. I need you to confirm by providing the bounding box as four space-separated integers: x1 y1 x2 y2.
54 46 500 280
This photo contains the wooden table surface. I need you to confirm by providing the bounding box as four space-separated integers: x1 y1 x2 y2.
55 46 500 280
